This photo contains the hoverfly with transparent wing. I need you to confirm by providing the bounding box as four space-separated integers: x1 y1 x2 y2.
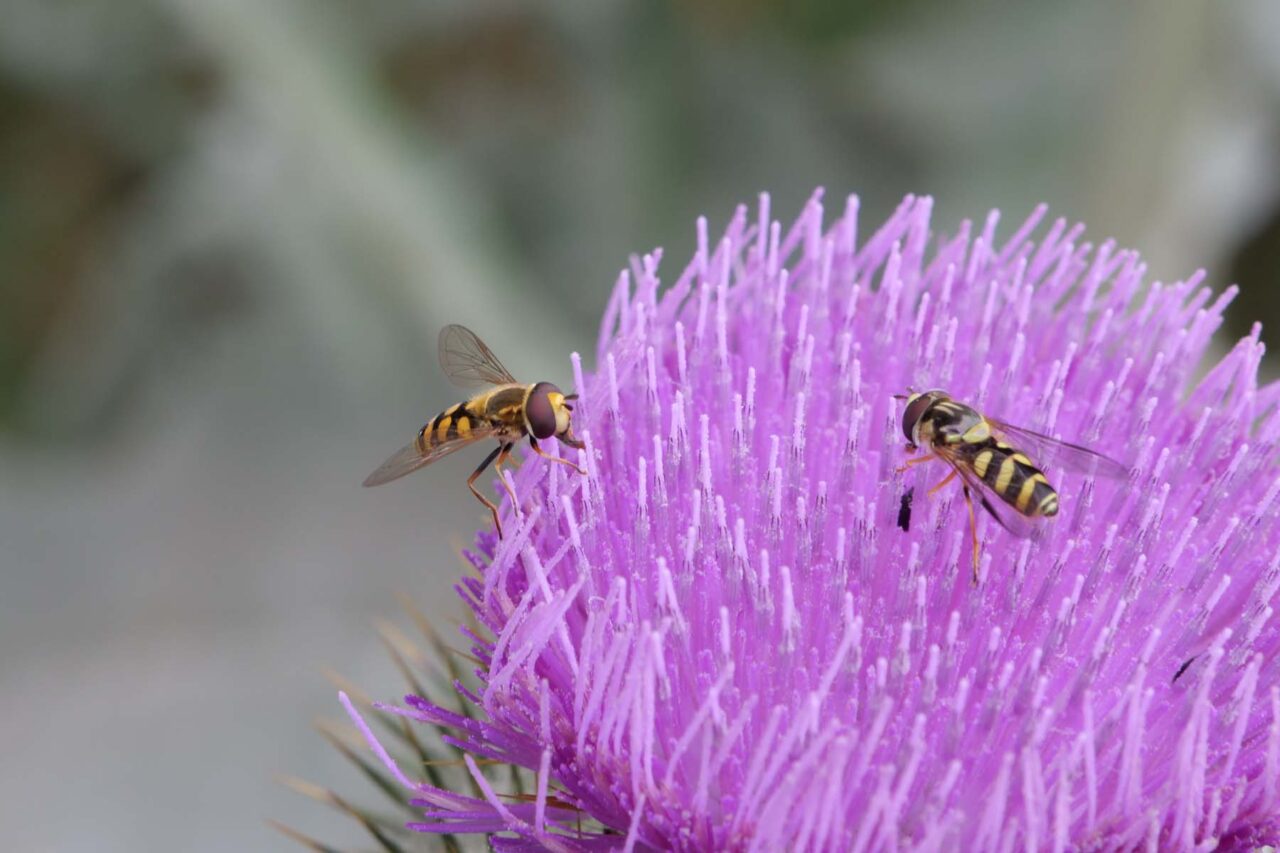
364 324 585 537
895 389 1130 583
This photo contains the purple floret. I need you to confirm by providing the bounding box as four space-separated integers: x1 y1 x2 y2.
346 190 1280 850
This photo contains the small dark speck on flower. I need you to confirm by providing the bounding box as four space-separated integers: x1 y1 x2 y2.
897 486 914 532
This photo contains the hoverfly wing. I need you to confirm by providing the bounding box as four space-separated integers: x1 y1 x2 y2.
363 423 498 487
972 486 1044 540
438 324 518 390
363 441 433 487
988 419 1131 480
938 450 1045 540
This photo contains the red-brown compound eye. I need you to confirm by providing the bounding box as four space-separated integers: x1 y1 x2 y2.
902 394 934 443
526 382 561 440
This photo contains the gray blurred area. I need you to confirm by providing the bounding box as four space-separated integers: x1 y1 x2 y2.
2 1 1279 850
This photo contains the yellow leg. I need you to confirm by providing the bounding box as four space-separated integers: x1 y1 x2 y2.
964 486 981 585
928 469 958 496
894 453 937 474
468 446 505 538
532 440 586 475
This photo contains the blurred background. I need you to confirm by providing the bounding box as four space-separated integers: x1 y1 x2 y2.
2 1 1279 849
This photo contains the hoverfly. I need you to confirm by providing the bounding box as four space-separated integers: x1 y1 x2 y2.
363 324 585 537
895 389 1128 583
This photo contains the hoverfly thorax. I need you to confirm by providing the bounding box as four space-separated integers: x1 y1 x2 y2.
900 389 948 448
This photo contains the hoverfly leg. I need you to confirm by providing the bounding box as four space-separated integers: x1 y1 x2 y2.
963 485 981 586
493 444 520 507
894 453 937 475
530 438 587 476
468 445 506 538
928 469 958 497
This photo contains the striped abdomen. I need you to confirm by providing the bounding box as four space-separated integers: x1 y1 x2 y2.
968 441 1060 517
417 400 485 450
416 385 528 452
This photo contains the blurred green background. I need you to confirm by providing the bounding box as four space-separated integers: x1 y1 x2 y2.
2 1 1278 850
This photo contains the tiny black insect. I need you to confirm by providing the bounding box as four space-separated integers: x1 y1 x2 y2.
1172 655 1196 684
897 487 914 532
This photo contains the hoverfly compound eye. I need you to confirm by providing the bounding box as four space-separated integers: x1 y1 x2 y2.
526 382 560 440
902 393 934 443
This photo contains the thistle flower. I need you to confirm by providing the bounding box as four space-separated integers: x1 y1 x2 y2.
344 191 1280 850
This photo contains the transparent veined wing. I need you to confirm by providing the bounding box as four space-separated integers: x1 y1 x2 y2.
438 324 517 390
363 422 498 487
934 446 1045 540
988 418 1131 480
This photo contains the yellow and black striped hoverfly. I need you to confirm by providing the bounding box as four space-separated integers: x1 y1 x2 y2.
895 389 1128 584
363 324 585 537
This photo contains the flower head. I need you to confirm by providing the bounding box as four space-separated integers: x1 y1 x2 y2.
347 191 1280 849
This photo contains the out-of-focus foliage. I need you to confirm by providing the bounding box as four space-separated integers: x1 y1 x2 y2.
4 0 1278 439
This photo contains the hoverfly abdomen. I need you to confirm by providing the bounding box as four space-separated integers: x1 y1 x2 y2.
968 441 1059 518
420 402 479 449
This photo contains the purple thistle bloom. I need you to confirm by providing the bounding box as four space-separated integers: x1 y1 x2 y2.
345 191 1280 850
